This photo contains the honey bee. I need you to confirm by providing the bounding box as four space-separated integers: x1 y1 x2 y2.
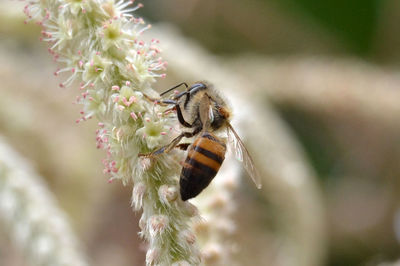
141 81 262 200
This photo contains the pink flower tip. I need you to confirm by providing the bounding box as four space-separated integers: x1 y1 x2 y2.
130 112 138 120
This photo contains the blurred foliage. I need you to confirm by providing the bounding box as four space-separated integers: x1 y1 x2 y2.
142 0 400 62
274 0 382 54
142 0 345 54
277 107 341 179
278 105 400 266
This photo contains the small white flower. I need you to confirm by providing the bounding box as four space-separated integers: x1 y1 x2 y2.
148 215 169 238
82 53 112 83
172 261 192 266
114 86 146 116
65 0 93 15
179 230 196 245
132 182 146 211
202 243 223 264
100 19 123 50
136 116 170 149
83 88 107 117
41 15 74 51
158 184 178 205
146 248 160 266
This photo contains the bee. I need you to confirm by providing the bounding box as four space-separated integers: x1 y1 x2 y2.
141 81 262 201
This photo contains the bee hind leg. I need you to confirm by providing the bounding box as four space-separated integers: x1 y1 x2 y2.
138 132 196 158
176 143 191 151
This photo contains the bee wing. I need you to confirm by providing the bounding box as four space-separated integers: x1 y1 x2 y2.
199 94 212 130
227 123 262 189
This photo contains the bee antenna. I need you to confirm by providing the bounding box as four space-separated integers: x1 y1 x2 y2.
160 82 188 97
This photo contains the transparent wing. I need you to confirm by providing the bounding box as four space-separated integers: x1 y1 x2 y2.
227 123 262 189
199 94 212 130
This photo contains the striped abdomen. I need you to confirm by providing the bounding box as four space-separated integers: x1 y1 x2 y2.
180 132 226 201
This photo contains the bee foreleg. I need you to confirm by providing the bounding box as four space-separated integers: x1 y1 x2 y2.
142 93 178 107
160 82 188 97
142 93 159 103
176 104 192 128
149 97 193 129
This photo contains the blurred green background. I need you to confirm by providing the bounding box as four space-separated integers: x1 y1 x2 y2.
1 0 400 266
143 0 397 60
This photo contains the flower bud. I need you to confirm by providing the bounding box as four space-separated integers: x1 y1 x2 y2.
148 215 169 238
202 243 222 264
158 185 178 205
179 230 196 245
131 182 146 211
146 248 159 266
172 261 191 266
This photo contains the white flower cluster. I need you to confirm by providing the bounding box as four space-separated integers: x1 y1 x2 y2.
23 0 201 264
0 137 88 266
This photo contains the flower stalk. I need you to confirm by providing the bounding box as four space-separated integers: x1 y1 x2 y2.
0 136 89 266
23 0 200 264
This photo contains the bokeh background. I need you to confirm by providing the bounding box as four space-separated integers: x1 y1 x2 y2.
1 0 400 265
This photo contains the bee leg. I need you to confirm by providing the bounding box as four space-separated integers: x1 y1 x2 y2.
138 131 197 158
160 82 188 97
163 131 197 153
183 83 208 107
143 88 193 128
142 93 177 107
175 104 193 128
145 94 193 128
176 143 191 151
142 93 159 103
